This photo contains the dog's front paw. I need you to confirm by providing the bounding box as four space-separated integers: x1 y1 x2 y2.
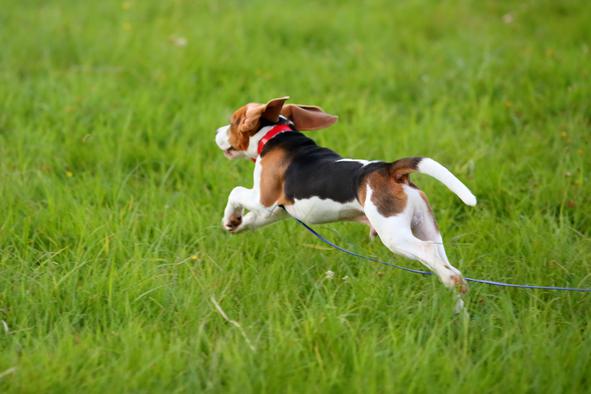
222 213 242 233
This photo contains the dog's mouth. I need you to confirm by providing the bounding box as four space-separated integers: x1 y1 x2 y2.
223 147 239 159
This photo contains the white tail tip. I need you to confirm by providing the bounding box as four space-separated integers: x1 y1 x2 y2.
463 193 477 206
417 158 477 207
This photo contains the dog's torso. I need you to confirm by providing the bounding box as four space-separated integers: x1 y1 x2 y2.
260 132 388 223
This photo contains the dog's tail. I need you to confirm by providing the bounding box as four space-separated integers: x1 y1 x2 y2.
390 157 477 206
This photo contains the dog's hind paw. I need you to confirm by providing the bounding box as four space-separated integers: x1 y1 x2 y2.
451 275 469 295
369 228 378 240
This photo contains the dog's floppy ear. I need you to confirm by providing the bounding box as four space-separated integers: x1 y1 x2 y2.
281 104 338 131
261 96 290 123
242 96 290 135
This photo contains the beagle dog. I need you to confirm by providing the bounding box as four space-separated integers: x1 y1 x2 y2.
215 97 477 302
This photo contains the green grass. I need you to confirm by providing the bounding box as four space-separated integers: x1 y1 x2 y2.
1 0 590 392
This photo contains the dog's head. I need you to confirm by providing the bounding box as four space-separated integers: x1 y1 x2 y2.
215 96 338 160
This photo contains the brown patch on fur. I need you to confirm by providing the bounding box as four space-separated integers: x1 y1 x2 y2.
360 169 408 217
228 105 260 151
389 157 422 183
418 190 439 231
357 181 367 205
259 148 292 207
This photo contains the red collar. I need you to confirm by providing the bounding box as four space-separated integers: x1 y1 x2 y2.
257 124 293 156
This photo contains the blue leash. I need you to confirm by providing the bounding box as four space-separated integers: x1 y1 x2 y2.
294 218 591 293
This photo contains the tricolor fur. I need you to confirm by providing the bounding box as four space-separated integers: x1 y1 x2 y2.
215 97 477 310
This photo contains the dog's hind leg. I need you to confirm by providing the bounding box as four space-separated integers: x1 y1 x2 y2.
410 190 468 312
363 185 468 295
411 191 462 280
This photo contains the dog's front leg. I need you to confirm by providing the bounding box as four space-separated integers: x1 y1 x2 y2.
222 186 255 232
223 185 278 232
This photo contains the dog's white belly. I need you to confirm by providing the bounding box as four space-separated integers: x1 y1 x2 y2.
284 197 362 224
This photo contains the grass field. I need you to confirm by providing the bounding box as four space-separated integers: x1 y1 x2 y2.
1 0 591 392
